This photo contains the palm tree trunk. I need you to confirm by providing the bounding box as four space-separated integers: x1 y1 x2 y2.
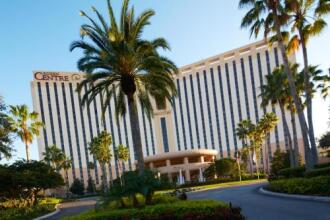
101 163 108 194
255 148 260 179
300 33 318 165
25 142 30 162
291 110 300 167
127 97 145 174
279 102 295 167
118 159 122 186
272 11 313 169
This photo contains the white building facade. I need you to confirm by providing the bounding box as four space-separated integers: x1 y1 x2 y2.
31 40 303 186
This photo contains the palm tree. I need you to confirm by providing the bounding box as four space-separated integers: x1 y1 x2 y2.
43 145 67 171
70 0 178 174
0 97 13 160
7 105 43 162
236 120 254 175
61 156 72 196
239 0 314 169
260 65 297 167
89 130 112 193
285 0 330 165
115 144 130 185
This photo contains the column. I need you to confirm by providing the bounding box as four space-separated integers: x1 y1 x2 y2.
166 159 172 182
184 157 191 182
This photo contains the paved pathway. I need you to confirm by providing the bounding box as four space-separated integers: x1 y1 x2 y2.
47 198 97 220
188 183 330 220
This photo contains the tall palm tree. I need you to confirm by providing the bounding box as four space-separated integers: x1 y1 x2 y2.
89 130 112 193
239 0 314 169
61 156 72 195
285 0 330 164
260 64 298 167
258 112 279 173
71 0 178 174
7 105 43 162
236 120 254 175
115 144 130 185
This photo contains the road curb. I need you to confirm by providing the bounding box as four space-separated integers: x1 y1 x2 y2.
259 187 330 203
33 204 60 220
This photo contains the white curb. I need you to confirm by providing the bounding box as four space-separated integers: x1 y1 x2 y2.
259 187 330 203
33 204 60 220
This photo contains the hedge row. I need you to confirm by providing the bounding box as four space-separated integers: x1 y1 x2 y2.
304 167 330 178
314 162 330 169
64 200 245 220
267 175 330 196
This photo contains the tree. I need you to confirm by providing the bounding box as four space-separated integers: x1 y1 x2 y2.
319 131 330 157
285 0 330 164
6 105 43 162
236 120 254 175
115 144 130 185
61 156 72 191
89 130 112 193
43 145 66 171
0 160 64 205
239 0 314 169
87 177 96 193
204 158 238 179
0 96 13 160
260 65 297 167
70 178 85 195
71 0 178 174
270 149 290 177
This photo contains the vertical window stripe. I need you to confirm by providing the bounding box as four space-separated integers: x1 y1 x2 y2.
148 117 156 155
62 83 76 179
233 61 243 122
160 117 169 153
45 82 56 145
172 95 181 151
210 68 223 156
225 63 238 153
177 79 187 150
217 66 230 155
69 83 84 181
53 83 65 153
241 58 251 120
123 114 132 170
141 106 150 156
189 74 200 149
37 82 48 151
196 73 207 149
183 77 194 149
203 70 214 149
249 56 259 122
107 97 119 178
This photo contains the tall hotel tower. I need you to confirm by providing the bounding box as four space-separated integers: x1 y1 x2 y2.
31 40 303 186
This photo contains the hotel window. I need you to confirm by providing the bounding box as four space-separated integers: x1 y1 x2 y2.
46 82 56 145
141 106 150 156
107 96 119 177
62 83 76 179
172 96 181 151
225 63 238 153
196 73 207 149
37 82 48 152
123 115 132 171
148 117 156 155
217 66 230 156
265 50 280 150
177 79 187 150
54 83 65 153
160 117 169 153
203 70 214 149
248 56 259 122
189 74 200 149
232 61 243 122
183 77 193 149
240 58 251 120
69 83 84 181
210 68 223 156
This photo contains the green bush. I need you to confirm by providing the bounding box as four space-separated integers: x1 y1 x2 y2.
304 167 330 178
63 200 245 220
314 162 330 169
70 178 85 195
267 175 330 196
277 166 305 179
0 204 55 220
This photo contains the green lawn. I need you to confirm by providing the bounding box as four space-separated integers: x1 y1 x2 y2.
156 179 267 194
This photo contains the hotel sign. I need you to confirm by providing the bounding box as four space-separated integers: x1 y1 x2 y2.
34 72 85 82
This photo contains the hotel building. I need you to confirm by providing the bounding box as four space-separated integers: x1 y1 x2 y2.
31 40 303 186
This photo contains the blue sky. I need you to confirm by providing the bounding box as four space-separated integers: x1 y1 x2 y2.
0 0 329 162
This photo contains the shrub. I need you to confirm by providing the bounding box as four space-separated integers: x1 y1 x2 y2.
86 177 96 193
277 166 305 179
314 162 330 169
270 150 290 176
304 167 330 178
204 158 238 179
267 175 330 196
70 178 85 195
63 200 245 220
0 204 56 220
151 194 178 205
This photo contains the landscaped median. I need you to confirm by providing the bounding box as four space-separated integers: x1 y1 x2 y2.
63 196 245 220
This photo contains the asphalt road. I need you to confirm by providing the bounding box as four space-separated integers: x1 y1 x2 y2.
47 198 97 220
188 183 330 220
